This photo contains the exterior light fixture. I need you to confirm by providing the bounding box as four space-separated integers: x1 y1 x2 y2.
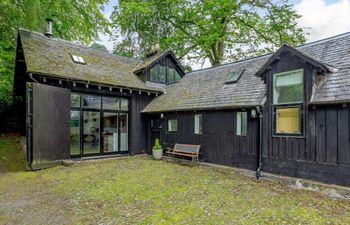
251 108 257 118
160 113 164 120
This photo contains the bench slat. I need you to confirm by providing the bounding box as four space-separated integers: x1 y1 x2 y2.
168 152 197 156
174 143 200 153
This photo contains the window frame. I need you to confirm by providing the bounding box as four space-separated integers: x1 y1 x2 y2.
272 69 305 137
148 63 182 84
236 111 248 136
194 114 203 135
167 117 178 133
149 64 159 83
70 92 130 158
273 105 303 136
273 69 304 105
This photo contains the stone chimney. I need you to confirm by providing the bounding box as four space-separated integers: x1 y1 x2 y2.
146 43 160 58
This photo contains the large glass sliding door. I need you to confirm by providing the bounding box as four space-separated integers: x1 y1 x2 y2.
83 111 100 154
70 93 129 157
119 112 128 151
70 110 80 156
103 112 119 153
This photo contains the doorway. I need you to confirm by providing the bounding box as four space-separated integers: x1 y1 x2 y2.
70 93 129 158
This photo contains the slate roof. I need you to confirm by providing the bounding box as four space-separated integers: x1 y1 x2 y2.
132 49 185 74
18 29 162 92
297 33 350 104
143 32 350 113
132 51 169 73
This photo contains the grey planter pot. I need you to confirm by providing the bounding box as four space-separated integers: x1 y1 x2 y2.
152 149 163 160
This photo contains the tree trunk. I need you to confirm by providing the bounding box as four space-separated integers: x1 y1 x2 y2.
209 40 225 66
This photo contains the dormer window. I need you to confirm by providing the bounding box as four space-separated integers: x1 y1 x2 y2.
149 64 181 84
71 54 85 64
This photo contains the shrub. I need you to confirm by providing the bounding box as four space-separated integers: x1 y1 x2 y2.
153 138 162 151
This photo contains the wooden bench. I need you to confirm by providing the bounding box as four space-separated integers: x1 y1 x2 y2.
166 143 201 163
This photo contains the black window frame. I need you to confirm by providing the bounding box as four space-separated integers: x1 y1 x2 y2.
273 105 304 137
272 69 305 137
70 92 130 158
148 63 182 84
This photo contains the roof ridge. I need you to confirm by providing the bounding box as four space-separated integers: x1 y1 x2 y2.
188 53 272 74
18 28 141 63
188 31 350 75
296 31 350 49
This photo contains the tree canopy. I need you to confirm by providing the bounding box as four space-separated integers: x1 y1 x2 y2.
111 0 306 66
0 0 110 113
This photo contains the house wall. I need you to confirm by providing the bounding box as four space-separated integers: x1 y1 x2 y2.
148 110 259 170
14 73 155 157
66 84 155 155
261 51 350 186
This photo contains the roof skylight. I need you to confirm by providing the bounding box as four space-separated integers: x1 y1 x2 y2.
71 54 86 64
225 70 244 84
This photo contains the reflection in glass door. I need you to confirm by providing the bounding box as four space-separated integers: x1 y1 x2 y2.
83 111 100 155
120 113 128 151
70 110 80 156
103 112 118 153
70 93 129 157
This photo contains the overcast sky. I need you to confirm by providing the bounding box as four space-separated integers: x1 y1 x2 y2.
97 0 350 68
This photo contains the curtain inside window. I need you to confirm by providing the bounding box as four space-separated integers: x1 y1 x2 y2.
276 107 300 134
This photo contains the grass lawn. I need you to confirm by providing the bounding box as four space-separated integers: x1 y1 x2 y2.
1 137 350 224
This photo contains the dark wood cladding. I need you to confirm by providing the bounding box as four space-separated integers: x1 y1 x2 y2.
130 93 155 154
29 83 71 170
149 110 259 170
261 51 350 186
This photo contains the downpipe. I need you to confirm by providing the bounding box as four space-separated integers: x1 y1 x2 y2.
256 106 263 179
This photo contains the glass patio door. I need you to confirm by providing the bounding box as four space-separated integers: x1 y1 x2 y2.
70 93 129 157
83 111 100 155
103 112 119 153
119 112 128 152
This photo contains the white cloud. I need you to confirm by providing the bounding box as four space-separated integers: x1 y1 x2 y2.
295 0 350 42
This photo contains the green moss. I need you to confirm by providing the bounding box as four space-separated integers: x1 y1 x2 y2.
0 141 350 224
0 136 26 172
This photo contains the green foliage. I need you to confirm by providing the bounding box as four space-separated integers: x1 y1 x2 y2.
0 136 25 172
0 41 15 113
153 138 162 150
112 38 137 58
111 0 306 66
90 42 108 52
0 0 110 114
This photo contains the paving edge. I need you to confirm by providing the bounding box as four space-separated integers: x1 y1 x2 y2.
199 161 350 200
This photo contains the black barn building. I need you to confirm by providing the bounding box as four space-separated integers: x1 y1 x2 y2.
13 27 350 186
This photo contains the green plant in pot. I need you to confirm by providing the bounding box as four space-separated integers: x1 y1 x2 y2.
152 138 163 160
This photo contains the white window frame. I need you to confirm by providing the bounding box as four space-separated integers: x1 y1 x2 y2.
273 69 304 105
236 111 248 136
194 114 202 134
167 118 178 132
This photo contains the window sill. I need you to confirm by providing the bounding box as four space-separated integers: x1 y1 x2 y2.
272 134 305 139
